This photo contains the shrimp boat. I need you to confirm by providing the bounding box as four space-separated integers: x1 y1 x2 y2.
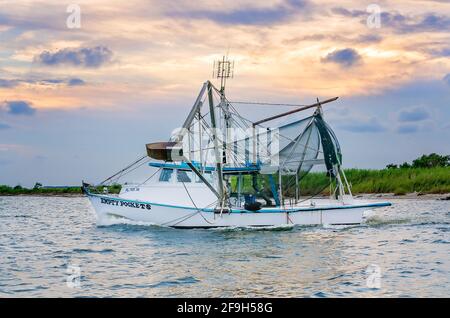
83 58 391 228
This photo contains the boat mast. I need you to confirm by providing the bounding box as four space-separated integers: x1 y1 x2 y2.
213 55 234 165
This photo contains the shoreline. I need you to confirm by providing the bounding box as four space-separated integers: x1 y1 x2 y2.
1 192 449 200
0 193 85 197
353 192 450 201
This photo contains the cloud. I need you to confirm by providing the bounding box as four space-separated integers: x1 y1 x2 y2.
397 124 419 134
0 79 19 88
284 33 383 45
67 78 86 86
1 101 36 116
0 8 65 32
330 7 365 18
0 77 86 88
429 48 450 57
444 74 450 86
40 79 65 84
172 0 309 25
383 13 450 33
415 14 450 31
331 8 450 33
337 118 385 133
38 78 86 87
35 46 113 68
357 34 382 43
398 107 430 122
0 122 11 129
321 48 361 67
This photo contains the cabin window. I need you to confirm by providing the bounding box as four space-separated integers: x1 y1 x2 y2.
196 171 213 183
159 168 174 182
177 170 192 183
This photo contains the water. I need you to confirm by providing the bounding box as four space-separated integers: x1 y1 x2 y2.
0 196 448 297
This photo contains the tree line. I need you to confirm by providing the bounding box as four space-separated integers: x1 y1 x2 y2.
386 153 450 169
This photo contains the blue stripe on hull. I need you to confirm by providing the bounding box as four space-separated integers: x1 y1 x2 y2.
86 192 392 213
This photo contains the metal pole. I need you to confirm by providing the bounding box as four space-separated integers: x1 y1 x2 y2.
279 170 283 207
252 127 256 164
185 161 220 199
238 173 242 207
207 81 224 200
198 110 202 166
253 97 338 127
178 82 208 139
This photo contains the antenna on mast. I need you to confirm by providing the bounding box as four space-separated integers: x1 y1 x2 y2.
212 55 234 94
212 54 235 166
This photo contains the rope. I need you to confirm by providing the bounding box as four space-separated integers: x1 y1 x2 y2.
100 155 147 185
103 157 151 185
161 210 201 227
137 168 161 186
180 180 215 225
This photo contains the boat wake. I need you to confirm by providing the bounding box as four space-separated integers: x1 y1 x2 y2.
364 215 411 227
96 213 158 228
210 224 296 232
95 212 418 232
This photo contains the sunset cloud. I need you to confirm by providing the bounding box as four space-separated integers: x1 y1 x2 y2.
321 48 362 67
1 0 449 109
67 78 86 86
35 46 113 68
398 107 430 122
0 79 19 88
172 0 310 25
337 118 385 133
1 101 36 116
0 0 449 185
0 122 11 130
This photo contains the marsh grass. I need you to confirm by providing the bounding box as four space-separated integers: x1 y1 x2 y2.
230 167 450 196
304 167 450 195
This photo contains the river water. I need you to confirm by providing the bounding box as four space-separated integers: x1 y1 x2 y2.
0 196 448 297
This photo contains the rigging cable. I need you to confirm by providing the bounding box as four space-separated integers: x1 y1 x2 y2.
100 154 148 185
177 180 216 225
137 167 162 186
107 158 151 185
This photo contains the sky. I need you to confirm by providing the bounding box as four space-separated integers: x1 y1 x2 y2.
0 0 449 186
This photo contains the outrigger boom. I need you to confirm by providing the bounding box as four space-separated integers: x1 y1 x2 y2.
252 97 339 127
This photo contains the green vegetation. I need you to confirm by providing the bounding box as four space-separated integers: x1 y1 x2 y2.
229 166 450 197
0 184 121 196
303 167 450 195
230 153 450 197
386 153 450 169
314 153 450 195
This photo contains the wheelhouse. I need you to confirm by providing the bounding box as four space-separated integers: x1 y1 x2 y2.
149 161 278 209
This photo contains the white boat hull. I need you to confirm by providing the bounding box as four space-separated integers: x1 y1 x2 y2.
86 192 390 228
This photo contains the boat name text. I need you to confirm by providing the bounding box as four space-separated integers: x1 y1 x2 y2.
100 198 151 210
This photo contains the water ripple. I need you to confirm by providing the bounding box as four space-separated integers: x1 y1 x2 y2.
0 196 449 297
